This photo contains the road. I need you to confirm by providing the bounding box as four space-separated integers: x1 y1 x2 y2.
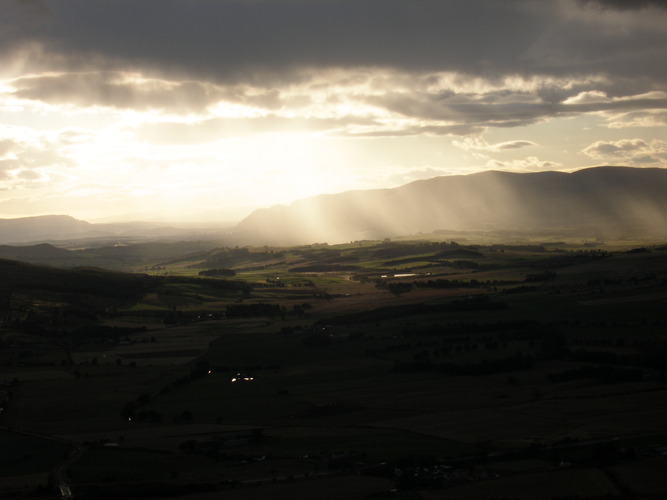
0 424 86 498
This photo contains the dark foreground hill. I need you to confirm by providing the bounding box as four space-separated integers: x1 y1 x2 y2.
236 166 667 245
0 257 251 335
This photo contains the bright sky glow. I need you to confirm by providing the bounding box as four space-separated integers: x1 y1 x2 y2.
1 0 666 223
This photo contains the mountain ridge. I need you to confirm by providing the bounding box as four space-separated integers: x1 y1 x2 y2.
2 167 667 247
0 214 98 245
0 215 229 246
235 166 667 244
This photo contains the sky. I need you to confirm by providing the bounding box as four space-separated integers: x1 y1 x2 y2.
1 0 667 224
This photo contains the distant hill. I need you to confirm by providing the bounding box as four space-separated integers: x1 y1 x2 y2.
0 257 147 293
0 243 76 265
0 215 102 245
0 215 231 246
0 241 227 270
236 166 667 244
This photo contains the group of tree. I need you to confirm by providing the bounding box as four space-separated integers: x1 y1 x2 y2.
198 247 283 268
226 302 283 318
438 352 534 376
545 365 644 384
318 296 509 326
198 268 236 277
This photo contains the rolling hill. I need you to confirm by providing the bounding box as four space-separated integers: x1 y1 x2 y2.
0 215 102 245
235 166 667 244
0 215 231 247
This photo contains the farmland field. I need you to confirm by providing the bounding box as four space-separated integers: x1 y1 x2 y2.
2 238 667 498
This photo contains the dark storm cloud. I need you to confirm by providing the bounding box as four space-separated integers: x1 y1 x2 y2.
3 0 667 139
371 90 551 127
10 72 225 112
5 0 666 86
368 88 667 129
578 0 667 10
8 71 291 113
5 0 527 79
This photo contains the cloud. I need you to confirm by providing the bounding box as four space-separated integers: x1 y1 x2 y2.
366 83 667 131
484 156 563 172
135 115 371 144
0 139 16 157
3 67 665 145
562 91 612 105
2 0 667 88
581 138 667 165
2 2 666 139
0 126 81 190
338 123 484 138
584 138 649 156
561 92 667 114
578 0 667 11
497 141 537 150
22 67 649 141
9 72 231 113
0 1 537 80
368 88 551 128
606 110 667 128
453 137 536 152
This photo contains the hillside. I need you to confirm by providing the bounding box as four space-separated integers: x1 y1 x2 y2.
235 166 667 245
0 215 231 246
0 241 226 270
0 256 250 335
0 243 77 265
0 215 101 245
3 237 667 499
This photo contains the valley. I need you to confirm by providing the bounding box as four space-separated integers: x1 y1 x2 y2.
2 236 667 499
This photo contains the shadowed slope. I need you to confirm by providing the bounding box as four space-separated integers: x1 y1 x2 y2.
236 167 667 244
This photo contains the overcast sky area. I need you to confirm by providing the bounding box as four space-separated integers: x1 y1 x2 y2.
1 0 667 223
